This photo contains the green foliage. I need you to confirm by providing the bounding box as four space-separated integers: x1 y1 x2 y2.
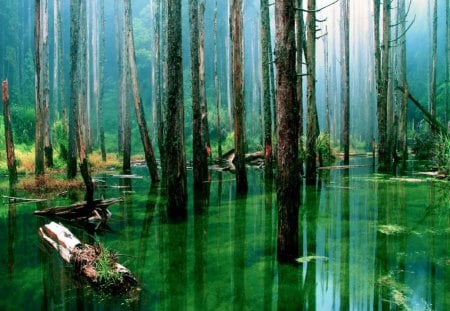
434 133 450 175
316 133 335 165
94 245 123 286
10 106 35 144
412 128 450 174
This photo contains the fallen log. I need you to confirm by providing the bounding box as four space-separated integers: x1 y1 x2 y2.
2 195 47 204
39 222 137 293
34 198 122 222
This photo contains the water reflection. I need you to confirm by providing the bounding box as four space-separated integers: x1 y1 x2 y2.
0 162 449 310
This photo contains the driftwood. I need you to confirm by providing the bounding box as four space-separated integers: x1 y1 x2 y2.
318 164 371 170
211 150 266 171
34 198 122 221
39 222 137 293
2 195 47 204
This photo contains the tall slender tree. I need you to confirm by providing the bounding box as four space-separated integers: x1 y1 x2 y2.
115 0 124 154
34 0 45 177
275 0 300 263
199 0 210 155
305 0 320 184
166 0 188 215
67 0 80 179
374 0 390 172
99 0 106 161
190 0 208 190
429 0 437 133
296 0 305 175
42 0 53 168
231 0 248 193
124 0 159 182
2 80 18 185
446 0 449 127
213 0 222 158
398 0 408 168
341 0 350 164
261 0 273 177
53 0 66 129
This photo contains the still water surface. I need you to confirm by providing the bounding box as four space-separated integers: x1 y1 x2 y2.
0 159 449 310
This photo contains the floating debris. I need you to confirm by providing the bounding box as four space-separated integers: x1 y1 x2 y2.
296 255 328 264
378 225 406 235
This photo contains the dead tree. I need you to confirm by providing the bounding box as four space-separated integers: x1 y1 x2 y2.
166 0 188 216
2 80 18 185
341 0 350 164
35 0 45 177
261 0 273 177
124 0 160 182
276 0 300 263
231 0 248 193
190 0 208 190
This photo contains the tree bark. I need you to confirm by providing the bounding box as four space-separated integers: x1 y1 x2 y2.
213 0 222 158
296 0 305 175
153 0 167 180
231 0 248 193
42 0 53 168
275 0 300 263
397 0 408 168
341 0 350 165
2 80 18 185
99 0 106 161
67 0 80 179
115 0 124 154
53 0 67 130
166 0 188 216
35 0 45 177
429 0 437 134
77 1 94 204
261 0 273 178
190 0 208 190
124 0 160 182
305 0 319 184
199 1 210 156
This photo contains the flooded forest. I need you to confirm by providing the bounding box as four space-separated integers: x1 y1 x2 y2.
0 0 449 309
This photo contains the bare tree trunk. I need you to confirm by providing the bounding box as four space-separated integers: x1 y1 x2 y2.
99 0 106 161
213 0 222 158
77 1 94 204
92 0 99 150
84 0 91 151
42 0 53 168
115 0 124 154
444 0 450 129
199 1 210 156
124 0 160 182
53 0 66 129
122 25 131 174
35 0 45 177
296 0 305 176
341 0 350 164
231 0 248 193
226 0 233 129
166 0 188 216
323 27 331 160
305 0 319 184
153 0 167 179
275 0 299 263
261 0 273 177
67 0 80 179
190 0 208 190
374 0 390 172
398 0 408 169
429 0 437 134
381 0 391 170
2 80 18 185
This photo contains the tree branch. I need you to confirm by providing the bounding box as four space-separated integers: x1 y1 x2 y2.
296 0 339 13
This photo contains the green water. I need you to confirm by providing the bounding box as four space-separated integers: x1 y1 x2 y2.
0 159 449 310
